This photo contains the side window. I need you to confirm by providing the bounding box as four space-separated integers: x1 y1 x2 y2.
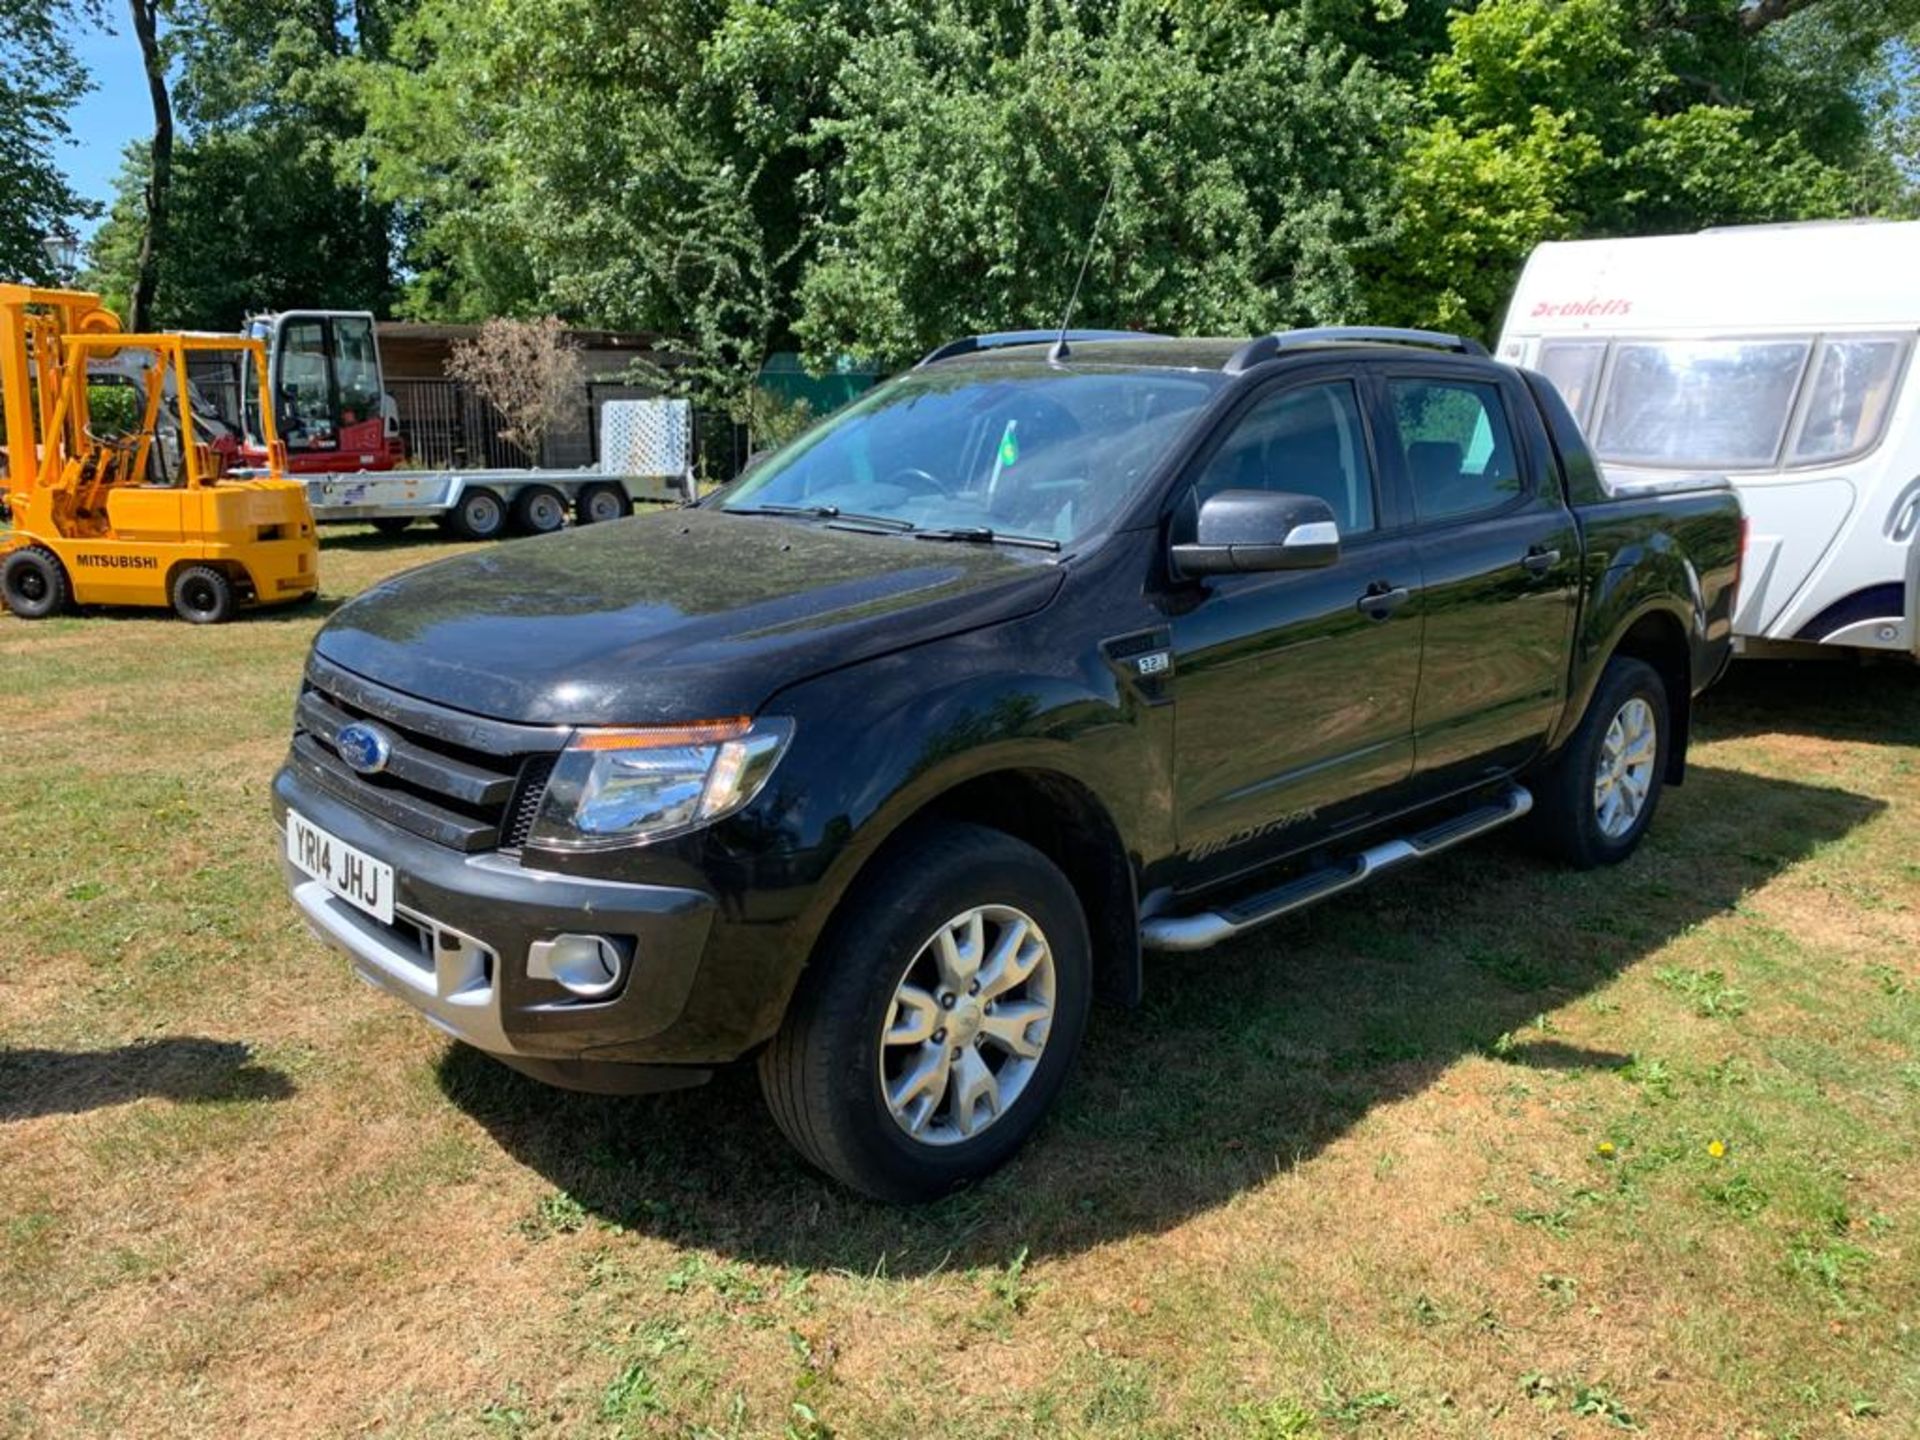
1192 381 1376 535
1389 379 1523 524
1789 336 1906 464
1536 340 1606 427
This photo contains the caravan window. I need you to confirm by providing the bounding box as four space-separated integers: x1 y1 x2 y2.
1789 337 1906 464
1595 340 1809 469
1536 341 1606 427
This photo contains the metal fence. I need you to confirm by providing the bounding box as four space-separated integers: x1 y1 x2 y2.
389 378 533 470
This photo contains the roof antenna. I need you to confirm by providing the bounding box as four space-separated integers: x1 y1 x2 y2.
1050 173 1117 365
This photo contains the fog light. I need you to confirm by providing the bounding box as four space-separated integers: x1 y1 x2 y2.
527 934 625 999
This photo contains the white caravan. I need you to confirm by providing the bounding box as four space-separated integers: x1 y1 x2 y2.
1499 221 1920 659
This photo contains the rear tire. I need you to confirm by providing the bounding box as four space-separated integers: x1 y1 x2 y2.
442 487 506 541
1532 656 1668 868
575 482 632 525
758 822 1091 1202
2 546 71 619
511 485 568 535
170 565 235 625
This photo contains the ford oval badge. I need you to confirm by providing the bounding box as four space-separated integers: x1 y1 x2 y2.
336 721 394 776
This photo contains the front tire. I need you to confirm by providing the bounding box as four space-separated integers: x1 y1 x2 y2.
170 564 236 624
758 822 1091 1202
1533 656 1668 868
2 546 71 619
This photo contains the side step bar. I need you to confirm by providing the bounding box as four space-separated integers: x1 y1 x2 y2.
1141 785 1534 953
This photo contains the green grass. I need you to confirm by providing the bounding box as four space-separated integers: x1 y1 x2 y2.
2 528 1918 1437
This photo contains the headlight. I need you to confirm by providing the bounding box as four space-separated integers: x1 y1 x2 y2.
526 717 793 850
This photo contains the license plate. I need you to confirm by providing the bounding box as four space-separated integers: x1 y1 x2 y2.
286 810 395 924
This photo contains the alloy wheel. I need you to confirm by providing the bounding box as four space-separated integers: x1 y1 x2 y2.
1593 696 1657 839
878 905 1056 1146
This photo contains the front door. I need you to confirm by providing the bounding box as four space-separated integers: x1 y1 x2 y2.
1379 369 1580 790
1167 375 1423 884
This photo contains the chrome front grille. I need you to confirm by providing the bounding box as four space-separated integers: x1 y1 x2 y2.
292 654 568 853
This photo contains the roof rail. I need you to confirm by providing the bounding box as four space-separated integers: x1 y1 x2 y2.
1224 326 1488 374
915 329 1168 368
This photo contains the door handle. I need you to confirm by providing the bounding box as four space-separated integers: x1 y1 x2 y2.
1357 581 1411 620
1521 546 1561 576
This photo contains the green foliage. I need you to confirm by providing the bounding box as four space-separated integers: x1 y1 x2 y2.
0 0 99 281
84 0 403 328
795 1 1407 360
1376 0 1920 335
44 0 1920 383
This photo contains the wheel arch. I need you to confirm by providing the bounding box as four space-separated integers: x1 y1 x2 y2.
1609 608 1692 784
804 764 1143 1011
166 556 254 603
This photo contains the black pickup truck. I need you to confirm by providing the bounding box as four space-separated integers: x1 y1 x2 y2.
274 327 1741 1200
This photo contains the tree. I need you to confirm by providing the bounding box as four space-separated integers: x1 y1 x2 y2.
1368 0 1920 336
0 0 98 283
447 316 584 464
352 0 1919 393
89 0 408 329
794 1 1405 362
125 0 171 330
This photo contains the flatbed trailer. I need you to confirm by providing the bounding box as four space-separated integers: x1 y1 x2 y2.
296 398 696 538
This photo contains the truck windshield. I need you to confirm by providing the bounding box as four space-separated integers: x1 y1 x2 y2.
720 364 1221 543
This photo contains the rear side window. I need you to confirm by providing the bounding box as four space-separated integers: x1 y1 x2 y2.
1789 337 1907 464
1389 379 1523 523
1192 380 1377 534
1536 341 1606 426
1596 339 1809 469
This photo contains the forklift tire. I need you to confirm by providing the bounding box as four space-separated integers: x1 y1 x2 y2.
171 565 235 625
2 546 72 619
371 518 414 538
511 485 568 536
443 488 507 542
576 483 633 525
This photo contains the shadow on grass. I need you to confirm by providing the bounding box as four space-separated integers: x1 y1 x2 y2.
0 1038 295 1121
319 526 448 553
438 762 1882 1272
1698 658 1920 747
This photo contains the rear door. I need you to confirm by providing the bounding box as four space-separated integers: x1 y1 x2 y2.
1166 370 1423 882
1378 366 1580 790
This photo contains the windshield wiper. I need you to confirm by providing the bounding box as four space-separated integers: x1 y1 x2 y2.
911 526 1061 552
727 503 915 532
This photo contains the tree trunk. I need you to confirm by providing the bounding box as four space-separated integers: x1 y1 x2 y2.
128 0 171 332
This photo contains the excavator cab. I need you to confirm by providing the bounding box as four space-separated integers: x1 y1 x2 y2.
237 310 401 473
0 283 320 623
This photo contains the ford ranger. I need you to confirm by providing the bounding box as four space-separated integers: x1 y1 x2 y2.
274 327 1742 1201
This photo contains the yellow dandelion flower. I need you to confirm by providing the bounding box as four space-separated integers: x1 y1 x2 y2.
1707 1140 1727 1159
1596 1141 1616 1159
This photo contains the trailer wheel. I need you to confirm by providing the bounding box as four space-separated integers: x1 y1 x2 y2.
2 546 72 619
443 488 507 542
575 483 633 525
171 565 235 625
511 485 568 536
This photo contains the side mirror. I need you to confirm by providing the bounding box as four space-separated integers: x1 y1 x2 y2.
1171 489 1341 576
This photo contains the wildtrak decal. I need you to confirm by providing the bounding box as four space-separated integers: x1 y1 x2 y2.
1187 807 1320 863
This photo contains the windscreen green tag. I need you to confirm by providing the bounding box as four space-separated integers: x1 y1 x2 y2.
997 421 1020 467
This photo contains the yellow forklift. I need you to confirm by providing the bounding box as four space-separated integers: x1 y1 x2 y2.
0 283 319 623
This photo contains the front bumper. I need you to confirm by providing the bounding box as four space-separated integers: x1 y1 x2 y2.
274 764 721 1068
